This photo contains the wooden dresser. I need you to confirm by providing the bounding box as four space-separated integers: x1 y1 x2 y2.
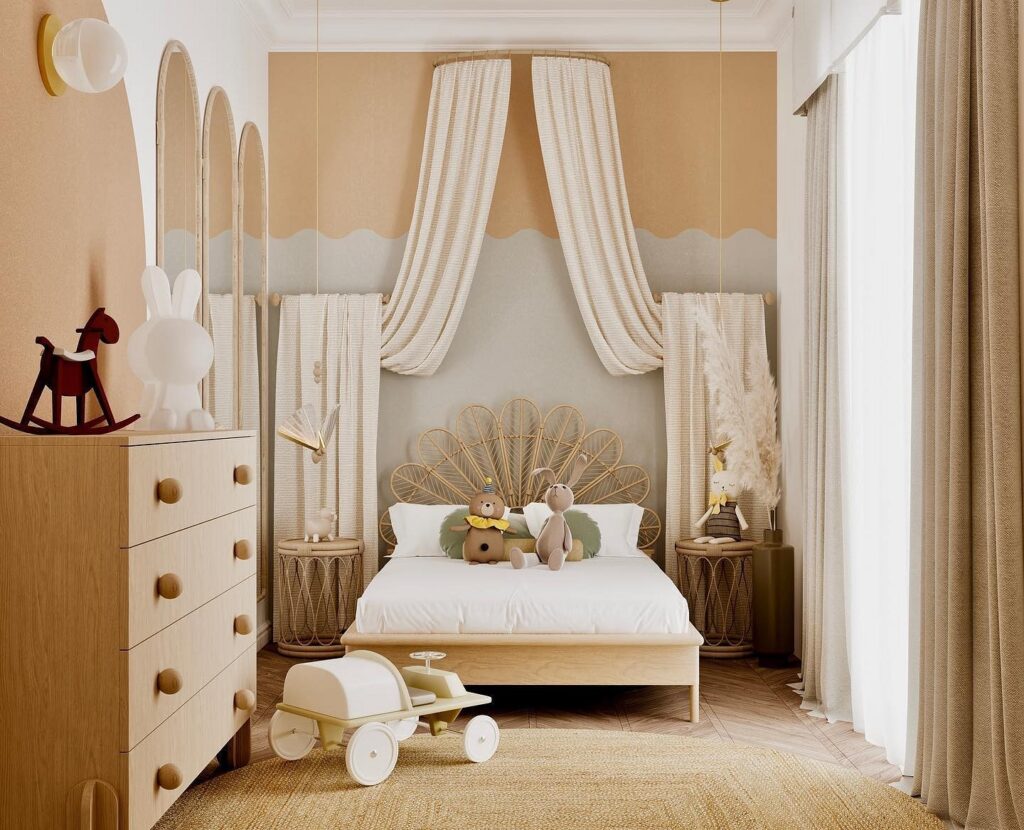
0 430 258 830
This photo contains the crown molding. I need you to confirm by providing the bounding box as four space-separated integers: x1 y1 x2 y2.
240 0 791 52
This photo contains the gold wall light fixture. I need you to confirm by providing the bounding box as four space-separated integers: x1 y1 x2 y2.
38 14 128 97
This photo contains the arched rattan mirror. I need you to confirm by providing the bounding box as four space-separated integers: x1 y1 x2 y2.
202 87 238 428
156 41 200 281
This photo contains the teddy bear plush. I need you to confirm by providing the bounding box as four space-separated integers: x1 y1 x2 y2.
449 478 510 564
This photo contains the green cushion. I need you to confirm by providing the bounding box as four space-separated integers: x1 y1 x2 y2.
440 509 533 560
562 510 601 559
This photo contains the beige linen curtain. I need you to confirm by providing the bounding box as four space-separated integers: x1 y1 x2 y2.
532 55 663 377
381 59 511 375
913 2 1024 826
273 60 511 639
799 75 852 722
663 293 771 585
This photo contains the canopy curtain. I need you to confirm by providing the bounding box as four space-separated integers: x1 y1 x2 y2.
273 59 511 638
913 1 1024 826
533 55 771 583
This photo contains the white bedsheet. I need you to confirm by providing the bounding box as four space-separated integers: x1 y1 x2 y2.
355 556 691 635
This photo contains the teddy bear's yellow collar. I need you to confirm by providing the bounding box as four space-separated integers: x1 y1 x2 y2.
464 515 510 531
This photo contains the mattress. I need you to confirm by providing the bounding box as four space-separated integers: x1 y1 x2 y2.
355 556 691 635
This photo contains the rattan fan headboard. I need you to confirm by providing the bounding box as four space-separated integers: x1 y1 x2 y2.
380 398 662 550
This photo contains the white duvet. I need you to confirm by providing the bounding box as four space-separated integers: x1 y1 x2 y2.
355 555 691 635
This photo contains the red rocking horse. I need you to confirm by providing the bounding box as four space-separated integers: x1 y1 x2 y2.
0 308 140 435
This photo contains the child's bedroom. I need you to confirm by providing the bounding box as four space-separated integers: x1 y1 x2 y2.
1 1 1020 828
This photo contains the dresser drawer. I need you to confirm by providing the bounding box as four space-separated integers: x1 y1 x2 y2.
121 646 256 830
124 436 257 547
123 507 256 648
121 577 256 750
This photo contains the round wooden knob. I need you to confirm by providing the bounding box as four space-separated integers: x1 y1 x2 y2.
234 689 256 711
234 614 253 635
157 478 182 505
233 465 253 485
157 763 182 790
157 668 182 695
233 539 252 561
156 573 182 600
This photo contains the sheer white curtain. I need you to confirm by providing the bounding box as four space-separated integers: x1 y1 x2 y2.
837 1 918 770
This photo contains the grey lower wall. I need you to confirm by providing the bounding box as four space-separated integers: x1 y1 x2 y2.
267 227 776 568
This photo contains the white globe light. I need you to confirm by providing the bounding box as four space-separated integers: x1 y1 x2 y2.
145 319 213 386
52 18 128 94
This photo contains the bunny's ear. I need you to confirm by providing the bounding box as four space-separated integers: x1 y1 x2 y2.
141 266 172 319
171 269 202 319
531 467 556 487
567 454 589 487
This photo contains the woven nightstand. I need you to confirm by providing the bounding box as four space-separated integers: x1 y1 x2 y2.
277 538 363 657
676 539 756 657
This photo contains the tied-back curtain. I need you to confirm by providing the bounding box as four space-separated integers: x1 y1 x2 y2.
274 295 382 639
799 75 851 722
914 1 1024 827
532 56 663 377
663 293 771 585
382 58 511 375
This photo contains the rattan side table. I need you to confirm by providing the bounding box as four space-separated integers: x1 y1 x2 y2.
277 537 363 657
676 538 756 657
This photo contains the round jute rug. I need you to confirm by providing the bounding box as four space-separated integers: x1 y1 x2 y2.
156 729 941 830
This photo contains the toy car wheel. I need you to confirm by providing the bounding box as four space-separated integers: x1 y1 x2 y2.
346 722 398 786
387 716 419 741
463 715 500 763
269 710 318 761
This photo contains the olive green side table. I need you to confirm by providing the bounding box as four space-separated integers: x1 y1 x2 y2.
277 537 363 657
676 538 756 657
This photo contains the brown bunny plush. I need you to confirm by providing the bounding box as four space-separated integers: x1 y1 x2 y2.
449 478 509 565
510 455 588 571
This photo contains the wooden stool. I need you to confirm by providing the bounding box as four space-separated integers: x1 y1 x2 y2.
676 539 756 658
277 538 362 657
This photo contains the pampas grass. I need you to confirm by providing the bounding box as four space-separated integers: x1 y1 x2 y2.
695 299 782 527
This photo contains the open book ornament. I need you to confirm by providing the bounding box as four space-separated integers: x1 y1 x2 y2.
277 403 339 463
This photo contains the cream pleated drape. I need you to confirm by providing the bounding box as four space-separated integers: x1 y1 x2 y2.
533 55 772 580
206 293 236 429
663 293 771 585
532 56 663 377
273 59 511 638
913 2 1024 827
798 75 851 723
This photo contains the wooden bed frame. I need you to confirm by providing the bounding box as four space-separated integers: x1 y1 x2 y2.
341 399 702 721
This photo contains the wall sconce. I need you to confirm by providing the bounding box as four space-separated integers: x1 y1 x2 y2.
37 15 127 97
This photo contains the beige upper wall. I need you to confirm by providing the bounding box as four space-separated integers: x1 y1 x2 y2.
0 0 145 418
269 52 777 240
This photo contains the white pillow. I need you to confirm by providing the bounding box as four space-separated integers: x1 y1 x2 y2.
389 504 463 558
388 503 512 558
524 502 646 558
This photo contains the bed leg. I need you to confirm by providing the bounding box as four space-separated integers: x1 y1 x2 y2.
689 683 700 723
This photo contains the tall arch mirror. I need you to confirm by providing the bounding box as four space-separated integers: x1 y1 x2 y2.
156 41 200 280
238 122 269 602
202 87 238 428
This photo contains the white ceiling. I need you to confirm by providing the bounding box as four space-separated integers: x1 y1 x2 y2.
238 0 792 51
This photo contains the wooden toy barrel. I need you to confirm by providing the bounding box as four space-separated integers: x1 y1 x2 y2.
277 538 363 657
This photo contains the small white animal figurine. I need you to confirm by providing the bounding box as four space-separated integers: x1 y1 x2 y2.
304 508 337 543
693 453 749 544
510 455 588 571
128 267 215 432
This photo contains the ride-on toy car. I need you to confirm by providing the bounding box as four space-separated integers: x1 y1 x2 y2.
269 650 500 785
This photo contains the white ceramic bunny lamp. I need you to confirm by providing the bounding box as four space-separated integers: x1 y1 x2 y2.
128 266 216 432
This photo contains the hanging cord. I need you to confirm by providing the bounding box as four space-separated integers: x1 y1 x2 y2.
717 0 724 304
315 0 321 296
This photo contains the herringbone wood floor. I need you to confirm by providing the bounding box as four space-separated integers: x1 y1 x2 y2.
249 646 901 783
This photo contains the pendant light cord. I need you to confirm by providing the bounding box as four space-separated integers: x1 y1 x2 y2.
718 0 724 302
315 0 321 296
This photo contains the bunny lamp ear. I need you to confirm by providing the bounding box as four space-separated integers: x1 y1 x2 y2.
531 467 556 487
171 269 202 319
141 266 172 319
